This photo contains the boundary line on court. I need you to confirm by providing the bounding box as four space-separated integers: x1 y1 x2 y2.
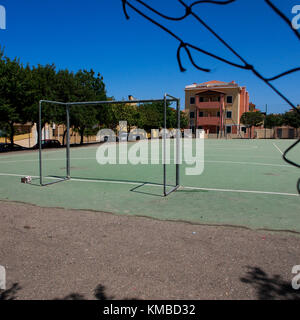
0 158 296 169
0 172 298 197
273 142 283 155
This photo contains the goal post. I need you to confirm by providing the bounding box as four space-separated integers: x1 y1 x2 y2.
164 93 181 196
38 100 70 187
38 94 181 196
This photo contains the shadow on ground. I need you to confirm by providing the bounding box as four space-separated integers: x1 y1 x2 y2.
240 266 300 300
0 283 138 300
2 267 299 300
0 283 21 300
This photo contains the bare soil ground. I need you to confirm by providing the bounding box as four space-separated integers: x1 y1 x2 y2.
0 200 300 300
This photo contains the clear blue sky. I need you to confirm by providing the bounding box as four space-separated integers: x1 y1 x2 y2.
0 0 299 113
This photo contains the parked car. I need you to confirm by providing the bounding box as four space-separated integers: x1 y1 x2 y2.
128 130 147 141
0 143 27 153
101 135 119 142
100 132 127 142
32 139 62 149
100 131 146 143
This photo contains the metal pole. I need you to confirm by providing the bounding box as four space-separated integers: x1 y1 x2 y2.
264 104 267 139
163 94 167 196
66 104 70 179
39 101 43 185
220 102 222 138
224 106 227 139
176 99 180 187
195 105 198 138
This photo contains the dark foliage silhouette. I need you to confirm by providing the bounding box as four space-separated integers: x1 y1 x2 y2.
240 266 300 300
94 284 114 300
0 283 22 300
54 284 138 300
1 282 138 300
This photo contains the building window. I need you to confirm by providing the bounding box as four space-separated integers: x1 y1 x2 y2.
226 126 232 134
199 111 203 117
241 127 246 133
190 97 195 104
217 111 220 117
190 112 195 119
199 97 204 102
226 96 233 104
226 111 232 119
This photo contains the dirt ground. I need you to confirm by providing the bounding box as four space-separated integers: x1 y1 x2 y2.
0 200 300 300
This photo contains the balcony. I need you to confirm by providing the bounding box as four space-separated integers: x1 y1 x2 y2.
196 100 222 109
197 116 221 126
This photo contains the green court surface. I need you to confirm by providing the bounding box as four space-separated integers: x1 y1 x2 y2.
0 139 299 232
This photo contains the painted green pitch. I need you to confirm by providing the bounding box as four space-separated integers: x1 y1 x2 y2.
0 139 299 232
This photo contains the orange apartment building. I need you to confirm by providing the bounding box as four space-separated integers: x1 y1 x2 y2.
185 80 249 137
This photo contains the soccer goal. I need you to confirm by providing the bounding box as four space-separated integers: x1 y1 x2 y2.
38 94 181 196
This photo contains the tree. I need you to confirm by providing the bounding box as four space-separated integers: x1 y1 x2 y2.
23 63 59 146
138 103 163 131
283 109 300 136
0 53 30 145
264 113 283 129
180 111 188 129
240 111 264 138
97 103 118 130
70 69 107 144
0 46 109 146
137 102 188 132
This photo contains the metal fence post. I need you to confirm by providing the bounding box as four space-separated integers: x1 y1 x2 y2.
39 100 43 185
176 99 180 187
66 104 70 179
163 94 167 196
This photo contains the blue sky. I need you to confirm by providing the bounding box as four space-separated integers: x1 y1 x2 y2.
0 0 299 113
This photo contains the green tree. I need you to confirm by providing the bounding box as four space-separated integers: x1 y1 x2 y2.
70 69 107 144
0 53 30 145
138 103 163 131
240 111 264 138
23 64 59 145
283 108 300 136
264 113 283 129
137 102 187 132
98 103 118 130
180 111 188 129
0 48 108 147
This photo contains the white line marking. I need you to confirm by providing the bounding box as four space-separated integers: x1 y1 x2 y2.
182 186 299 197
0 173 40 178
70 177 142 186
273 142 283 155
205 160 289 168
0 158 294 168
0 173 298 197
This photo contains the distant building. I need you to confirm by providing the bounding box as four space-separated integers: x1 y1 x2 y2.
185 80 249 136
